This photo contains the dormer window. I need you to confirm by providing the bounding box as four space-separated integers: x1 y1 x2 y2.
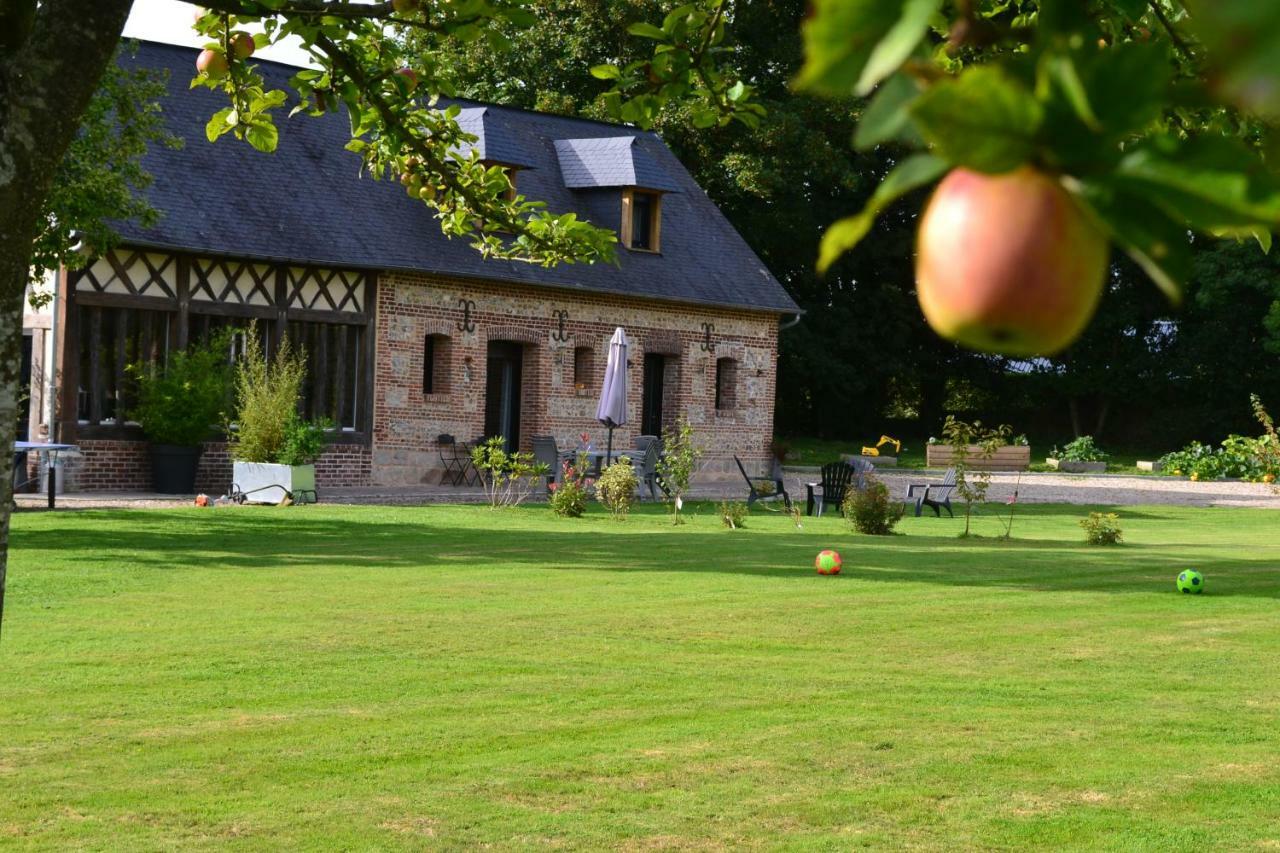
623 189 662 253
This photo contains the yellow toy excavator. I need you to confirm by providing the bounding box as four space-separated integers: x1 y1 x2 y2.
861 435 902 457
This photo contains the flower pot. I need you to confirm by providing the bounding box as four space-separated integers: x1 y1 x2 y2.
232 461 317 504
150 444 203 494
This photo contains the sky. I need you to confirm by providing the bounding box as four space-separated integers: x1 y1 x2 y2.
124 0 314 66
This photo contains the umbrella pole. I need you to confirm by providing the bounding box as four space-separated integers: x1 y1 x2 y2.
606 427 614 465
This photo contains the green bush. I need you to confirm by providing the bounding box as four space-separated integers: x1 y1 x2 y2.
718 500 748 529
471 437 547 508
841 474 903 535
1080 512 1123 546
657 416 703 523
128 333 231 447
1053 435 1108 463
229 330 308 464
595 457 638 519
278 415 332 466
1158 435 1278 482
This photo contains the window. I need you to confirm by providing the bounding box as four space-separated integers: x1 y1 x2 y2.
623 189 662 252
714 357 738 411
77 305 173 425
423 333 451 395
572 346 594 389
287 320 365 430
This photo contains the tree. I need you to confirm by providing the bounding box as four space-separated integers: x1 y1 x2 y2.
0 0 615 639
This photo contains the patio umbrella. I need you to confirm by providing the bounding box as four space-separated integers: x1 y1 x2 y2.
596 327 630 464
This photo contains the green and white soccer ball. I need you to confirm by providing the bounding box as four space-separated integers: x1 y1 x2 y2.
1176 570 1205 594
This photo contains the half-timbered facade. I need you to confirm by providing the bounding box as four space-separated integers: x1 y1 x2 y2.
23 42 798 493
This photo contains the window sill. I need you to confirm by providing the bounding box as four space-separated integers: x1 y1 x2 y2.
625 246 662 255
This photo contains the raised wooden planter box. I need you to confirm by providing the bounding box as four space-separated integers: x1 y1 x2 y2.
1046 458 1106 473
926 445 1030 471
1137 460 1163 473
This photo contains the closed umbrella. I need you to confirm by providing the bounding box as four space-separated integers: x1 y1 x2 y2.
595 327 630 464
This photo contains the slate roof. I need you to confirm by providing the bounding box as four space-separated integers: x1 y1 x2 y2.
112 42 799 315
452 107 534 167
553 137 681 192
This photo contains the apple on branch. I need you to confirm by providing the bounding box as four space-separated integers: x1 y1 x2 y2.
915 166 1109 357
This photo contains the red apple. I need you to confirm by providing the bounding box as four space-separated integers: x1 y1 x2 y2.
915 166 1109 357
392 67 418 95
196 48 229 80
229 31 255 59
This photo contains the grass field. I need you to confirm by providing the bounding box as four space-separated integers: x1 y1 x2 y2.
3 501 1279 849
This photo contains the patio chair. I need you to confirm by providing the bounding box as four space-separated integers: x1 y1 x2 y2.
905 467 957 517
631 439 663 501
805 461 856 517
848 456 874 490
735 455 791 509
633 434 661 456
437 434 467 486
531 435 562 492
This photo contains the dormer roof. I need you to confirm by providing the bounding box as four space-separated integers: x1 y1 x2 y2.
553 137 680 192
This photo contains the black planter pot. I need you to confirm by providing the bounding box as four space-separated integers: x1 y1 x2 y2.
149 444 202 494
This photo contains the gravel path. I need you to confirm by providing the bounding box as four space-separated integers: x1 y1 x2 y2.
845 469 1280 509
14 470 1280 510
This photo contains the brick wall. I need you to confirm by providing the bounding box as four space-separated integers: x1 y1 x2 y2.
373 272 781 485
63 439 371 494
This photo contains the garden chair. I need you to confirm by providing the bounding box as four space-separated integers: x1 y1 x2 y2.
905 467 957 517
437 434 470 486
633 434 661 456
735 455 790 509
631 439 663 501
848 456 874 490
531 435 563 493
805 461 857 517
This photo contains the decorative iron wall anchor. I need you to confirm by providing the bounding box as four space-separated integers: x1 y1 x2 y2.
551 309 570 342
457 298 476 333
700 322 716 353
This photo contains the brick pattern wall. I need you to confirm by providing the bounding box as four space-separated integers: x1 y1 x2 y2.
63 439 371 494
373 272 781 485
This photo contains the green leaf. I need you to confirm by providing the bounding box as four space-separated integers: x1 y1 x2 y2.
794 0 901 96
1106 0 1147 20
205 108 233 143
909 67 1042 173
245 121 279 154
856 0 941 96
627 22 668 41
854 72 921 150
590 64 620 80
1076 177 1190 304
1042 54 1098 132
817 153 949 274
1186 0 1280 116
1113 136 1280 231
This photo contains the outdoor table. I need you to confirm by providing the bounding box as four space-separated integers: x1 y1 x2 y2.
14 441 79 509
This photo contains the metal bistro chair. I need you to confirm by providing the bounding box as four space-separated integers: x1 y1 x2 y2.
437 434 475 486
905 467 957 517
806 461 857 517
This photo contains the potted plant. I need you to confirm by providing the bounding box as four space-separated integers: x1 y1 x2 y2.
228 330 329 503
1047 436 1108 473
128 334 231 494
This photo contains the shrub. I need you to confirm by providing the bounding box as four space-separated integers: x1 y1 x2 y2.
841 474 903 535
657 416 702 523
1053 435 1108 462
1158 434 1278 482
1080 512 1123 545
719 500 748 528
278 416 332 466
942 416 1013 536
549 454 591 518
595 457 638 519
229 329 309 463
128 333 232 447
471 437 547 508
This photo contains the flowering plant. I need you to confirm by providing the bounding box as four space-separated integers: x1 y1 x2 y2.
549 453 592 518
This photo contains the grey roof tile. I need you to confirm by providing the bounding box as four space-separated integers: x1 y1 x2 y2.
112 42 799 315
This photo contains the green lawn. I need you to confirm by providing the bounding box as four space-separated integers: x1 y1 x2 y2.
3 502 1279 849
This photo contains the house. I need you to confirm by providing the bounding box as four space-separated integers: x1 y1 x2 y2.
23 41 799 493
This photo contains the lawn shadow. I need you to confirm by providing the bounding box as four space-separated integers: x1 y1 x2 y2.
10 504 1280 600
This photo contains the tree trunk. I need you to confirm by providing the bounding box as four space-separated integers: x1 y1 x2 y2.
1093 397 1111 439
1068 398 1082 438
0 0 136 639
